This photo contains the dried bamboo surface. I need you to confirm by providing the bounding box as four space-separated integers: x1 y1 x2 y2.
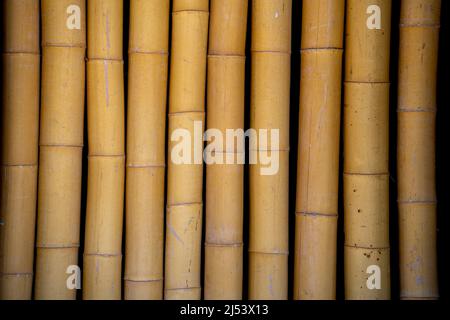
398 0 441 300
34 0 86 300
164 0 209 300
204 0 248 300
294 0 345 300
249 0 291 300
344 0 392 300
0 0 40 300
125 0 170 300
83 0 125 300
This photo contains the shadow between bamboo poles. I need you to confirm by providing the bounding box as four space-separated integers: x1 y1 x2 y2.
0 0 40 300
34 0 86 300
83 0 125 300
248 0 291 300
398 0 441 300
204 0 248 301
124 0 170 300
164 0 209 300
344 0 392 300
294 0 345 300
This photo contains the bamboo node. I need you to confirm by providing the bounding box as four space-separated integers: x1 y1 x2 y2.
300 47 343 52
41 43 86 49
128 50 168 55
296 211 338 218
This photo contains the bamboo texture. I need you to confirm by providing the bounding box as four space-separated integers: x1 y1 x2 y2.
83 0 125 300
344 0 392 299
0 0 40 300
204 0 248 300
294 0 345 300
34 0 86 300
164 0 209 300
125 0 170 300
398 0 441 300
249 0 291 300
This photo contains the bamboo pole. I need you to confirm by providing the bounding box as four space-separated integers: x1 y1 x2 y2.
344 0 392 300
249 0 291 300
204 0 248 300
0 0 40 300
398 0 441 300
164 0 209 300
294 0 345 300
125 0 170 300
34 0 86 300
83 0 125 300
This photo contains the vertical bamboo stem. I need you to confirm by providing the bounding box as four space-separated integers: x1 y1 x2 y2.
125 0 170 300
34 0 86 300
344 0 392 299
204 0 248 300
164 0 209 300
294 0 345 300
249 0 291 300
398 0 440 300
0 0 40 300
83 0 125 300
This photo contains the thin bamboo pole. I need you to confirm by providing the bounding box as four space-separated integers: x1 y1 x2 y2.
83 0 125 300
0 0 40 300
294 0 345 300
398 0 441 300
344 0 392 300
34 0 86 300
124 0 170 300
204 0 248 300
249 0 291 300
164 0 209 300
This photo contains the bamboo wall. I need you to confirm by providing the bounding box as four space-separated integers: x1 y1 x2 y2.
0 0 446 301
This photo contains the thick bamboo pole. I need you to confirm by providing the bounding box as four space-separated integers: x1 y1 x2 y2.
294 0 345 300
34 0 86 300
125 0 170 300
398 0 441 300
164 0 209 300
204 0 248 300
0 0 40 300
249 0 291 300
344 0 392 300
83 0 125 300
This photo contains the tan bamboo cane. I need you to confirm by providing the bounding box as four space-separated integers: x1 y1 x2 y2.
249 0 291 300
204 0 248 300
294 0 345 300
344 0 392 299
0 0 40 300
398 0 441 300
164 0 209 300
34 0 86 300
124 0 170 300
83 0 125 300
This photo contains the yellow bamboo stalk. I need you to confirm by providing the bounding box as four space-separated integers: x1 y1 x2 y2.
164 0 209 300
125 0 170 300
0 0 40 300
83 0 125 300
344 0 392 299
249 0 291 300
294 0 345 300
398 0 441 300
204 0 248 300
34 0 86 300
